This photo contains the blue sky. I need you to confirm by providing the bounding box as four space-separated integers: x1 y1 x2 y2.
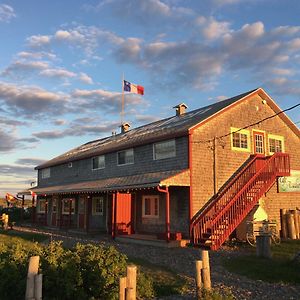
1 0 300 197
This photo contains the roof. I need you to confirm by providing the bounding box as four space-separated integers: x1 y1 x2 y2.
31 169 190 195
36 88 257 169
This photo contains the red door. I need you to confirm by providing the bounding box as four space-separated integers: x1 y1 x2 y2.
253 131 265 155
116 193 132 235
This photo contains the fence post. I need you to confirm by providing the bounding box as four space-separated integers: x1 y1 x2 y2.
287 212 297 239
119 277 127 300
280 209 288 239
201 250 211 290
34 274 43 300
195 260 203 299
291 210 299 239
25 256 40 300
126 265 137 300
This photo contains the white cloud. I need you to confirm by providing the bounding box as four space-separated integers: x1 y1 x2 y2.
40 68 77 78
27 35 51 47
0 4 16 22
198 17 231 40
17 51 56 60
2 60 49 77
79 72 94 84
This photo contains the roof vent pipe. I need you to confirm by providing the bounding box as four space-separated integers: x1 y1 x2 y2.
173 103 188 116
120 123 130 133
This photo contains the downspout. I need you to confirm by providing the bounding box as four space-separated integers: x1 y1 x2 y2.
188 132 193 237
157 186 170 242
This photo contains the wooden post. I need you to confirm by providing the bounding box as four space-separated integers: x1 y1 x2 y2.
165 188 170 242
126 287 135 300
119 277 126 300
280 209 288 239
287 212 297 239
195 260 203 299
201 250 211 290
256 235 271 258
25 256 40 300
297 211 300 239
291 210 299 239
126 265 137 300
34 274 43 300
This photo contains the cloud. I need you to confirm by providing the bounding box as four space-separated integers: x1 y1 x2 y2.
0 117 27 127
197 17 231 40
79 72 94 84
53 119 67 126
27 35 51 47
1 60 49 77
0 164 35 175
0 4 16 22
15 158 47 166
0 81 68 117
40 68 77 78
0 129 18 152
17 51 57 60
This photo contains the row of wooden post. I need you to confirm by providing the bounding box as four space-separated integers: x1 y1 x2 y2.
119 265 137 300
195 250 212 299
25 256 42 300
280 208 300 240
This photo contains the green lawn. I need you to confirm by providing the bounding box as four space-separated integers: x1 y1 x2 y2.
223 240 300 284
0 229 48 243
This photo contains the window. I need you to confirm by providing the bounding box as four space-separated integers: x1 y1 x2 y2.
153 139 176 160
37 199 46 213
92 196 104 215
41 168 50 179
268 134 284 154
142 195 159 218
231 128 251 152
92 155 105 170
62 198 75 214
52 198 57 213
117 149 134 165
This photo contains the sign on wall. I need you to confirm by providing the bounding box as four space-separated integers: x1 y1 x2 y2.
278 170 300 192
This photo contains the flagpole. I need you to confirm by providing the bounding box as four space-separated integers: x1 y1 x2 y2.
121 73 124 125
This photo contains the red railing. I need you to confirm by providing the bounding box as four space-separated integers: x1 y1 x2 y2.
191 153 290 250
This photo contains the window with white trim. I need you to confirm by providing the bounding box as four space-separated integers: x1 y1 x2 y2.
92 155 105 170
153 139 176 160
92 196 104 215
142 195 159 218
231 128 251 152
62 198 75 214
117 149 134 165
268 134 284 154
37 199 46 213
41 168 51 179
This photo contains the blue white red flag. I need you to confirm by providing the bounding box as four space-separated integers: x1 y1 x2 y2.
123 80 144 95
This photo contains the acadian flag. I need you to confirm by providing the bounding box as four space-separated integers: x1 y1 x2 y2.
123 80 144 95
6 193 17 203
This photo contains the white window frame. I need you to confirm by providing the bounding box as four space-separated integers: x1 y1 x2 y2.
37 199 46 213
142 195 159 218
92 196 104 215
92 155 105 170
41 168 51 179
153 139 176 160
268 134 285 154
117 148 134 166
62 198 75 215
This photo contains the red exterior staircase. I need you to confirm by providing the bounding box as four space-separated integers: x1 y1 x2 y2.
191 153 290 250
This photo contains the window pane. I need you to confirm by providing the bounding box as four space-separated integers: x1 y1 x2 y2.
118 149 134 165
144 198 151 215
154 140 176 160
62 199 74 214
41 168 50 179
92 155 105 169
232 132 248 149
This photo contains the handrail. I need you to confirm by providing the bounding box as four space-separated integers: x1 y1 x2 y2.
191 152 290 250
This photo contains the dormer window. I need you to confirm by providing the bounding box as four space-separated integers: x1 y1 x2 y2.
92 155 105 170
118 149 134 165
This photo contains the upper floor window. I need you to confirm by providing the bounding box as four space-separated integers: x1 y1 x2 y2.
231 128 251 152
118 149 134 165
142 195 159 218
92 155 105 170
92 196 104 215
153 139 176 160
41 168 51 179
268 134 284 154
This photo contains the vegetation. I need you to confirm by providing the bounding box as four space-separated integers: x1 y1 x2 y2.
223 240 300 284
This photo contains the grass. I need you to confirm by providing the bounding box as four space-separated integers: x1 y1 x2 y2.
128 256 190 297
223 240 300 285
0 229 48 243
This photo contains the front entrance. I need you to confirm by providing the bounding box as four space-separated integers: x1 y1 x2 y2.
253 131 265 155
116 193 132 235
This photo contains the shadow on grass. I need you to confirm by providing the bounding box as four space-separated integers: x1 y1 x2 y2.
0 229 48 243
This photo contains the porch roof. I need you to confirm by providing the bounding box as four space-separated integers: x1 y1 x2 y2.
31 169 190 195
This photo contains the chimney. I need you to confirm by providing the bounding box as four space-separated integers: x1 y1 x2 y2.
173 103 188 116
120 122 130 133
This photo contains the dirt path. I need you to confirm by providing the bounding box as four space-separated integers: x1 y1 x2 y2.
14 226 300 300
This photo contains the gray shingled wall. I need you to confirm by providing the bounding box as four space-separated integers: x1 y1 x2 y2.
37 136 189 187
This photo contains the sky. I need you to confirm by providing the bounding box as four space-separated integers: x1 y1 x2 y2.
0 0 300 197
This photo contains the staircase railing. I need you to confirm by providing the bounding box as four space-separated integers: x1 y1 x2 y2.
191 152 290 250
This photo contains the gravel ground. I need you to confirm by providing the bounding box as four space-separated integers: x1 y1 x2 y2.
13 226 300 300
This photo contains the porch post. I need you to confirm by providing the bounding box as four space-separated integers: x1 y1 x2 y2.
157 186 170 242
32 195 36 223
69 199 72 228
21 195 25 222
45 199 48 226
112 193 117 239
86 196 90 233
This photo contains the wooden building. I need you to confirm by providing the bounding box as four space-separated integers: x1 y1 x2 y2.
32 88 300 250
